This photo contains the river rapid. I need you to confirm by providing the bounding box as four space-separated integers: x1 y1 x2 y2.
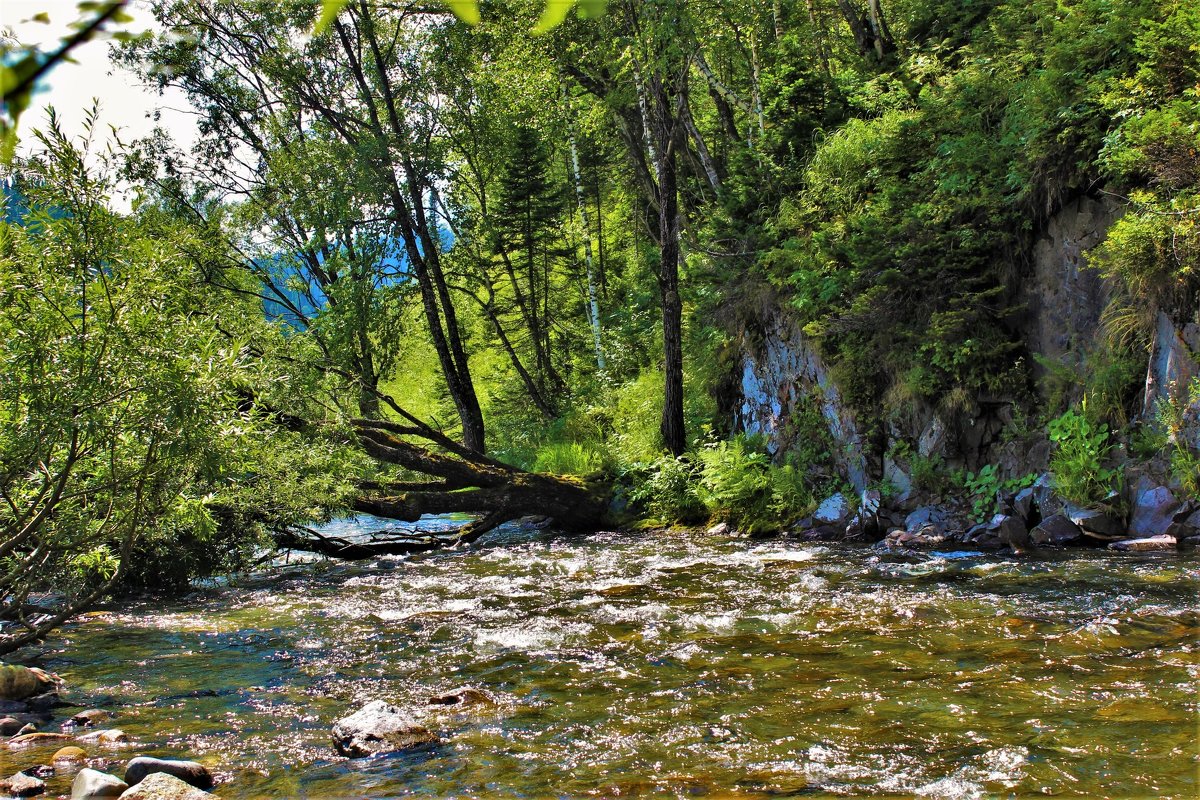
24 519 1200 798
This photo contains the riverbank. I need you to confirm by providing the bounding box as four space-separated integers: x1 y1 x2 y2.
5 523 1196 798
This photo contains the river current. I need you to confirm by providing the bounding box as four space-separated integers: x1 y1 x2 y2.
26 519 1200 798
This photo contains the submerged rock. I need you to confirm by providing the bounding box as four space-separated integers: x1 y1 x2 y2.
77 729 129 745
9 732 71 747
1108 535 1176 552
116 772 214 799
53 745 87 763
124 758 212 790
71 768 127 799
66 710 112 729
332 700 437 757
427 687 495 708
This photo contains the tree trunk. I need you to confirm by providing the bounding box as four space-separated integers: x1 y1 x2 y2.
277 416 610 560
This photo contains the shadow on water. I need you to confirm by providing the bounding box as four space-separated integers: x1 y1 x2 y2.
15 516 1199 798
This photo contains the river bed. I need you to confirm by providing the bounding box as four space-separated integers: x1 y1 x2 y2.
20 520 1200 798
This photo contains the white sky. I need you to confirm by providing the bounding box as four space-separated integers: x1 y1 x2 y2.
2 0 197 155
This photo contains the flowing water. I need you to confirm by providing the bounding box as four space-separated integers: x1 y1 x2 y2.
20 519 1200 798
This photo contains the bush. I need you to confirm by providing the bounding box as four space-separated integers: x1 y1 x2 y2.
1047 407 1119 505
532 441 607 476
627 456 706 525
696 436 814 535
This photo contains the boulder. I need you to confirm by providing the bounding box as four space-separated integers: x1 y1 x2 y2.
124 758 212 790
1030 514 1084 546
9 732 71 747
331 700 437 758
115 772 214 799
991 515 1029 550
0 666 55 702
904 506 951 534
25 693 66 712
0 771 45 797
813 493 853 528
53 745 87 763
1012 488 1036 524
0 716 23 736
881 528 947 548
1108 535 1176 552
77 729 129 745
705 522 730 536
1067 507 1125 540
0 700 29 714
71 768 127 799
1129 486 1180 538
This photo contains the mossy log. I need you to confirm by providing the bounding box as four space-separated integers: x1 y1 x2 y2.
277 418 610 559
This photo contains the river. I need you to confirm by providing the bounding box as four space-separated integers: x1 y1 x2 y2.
23 518 1200 798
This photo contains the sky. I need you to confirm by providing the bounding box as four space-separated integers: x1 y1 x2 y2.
2 0 197 155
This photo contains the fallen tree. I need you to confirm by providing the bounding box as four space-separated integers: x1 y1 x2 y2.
273 397 611 559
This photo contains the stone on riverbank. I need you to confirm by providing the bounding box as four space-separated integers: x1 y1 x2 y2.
116 772 214 799
1029 514 1083 546
332 700 437 757
53 745 86 763
124 758 212 790
71 768 127 799
1 770 45 796
1108 535 1176 552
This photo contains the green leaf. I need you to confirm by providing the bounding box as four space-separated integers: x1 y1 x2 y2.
533 0 575 34
31 12 51 23
445 0 480 25
576 0 607 18
312 0 351 36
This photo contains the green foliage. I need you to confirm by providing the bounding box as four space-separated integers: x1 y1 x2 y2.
695 436 814 535
958 465 1037 521
1154 377 1200 497
627 456 705 526
1047 407 1119 506
532 441 607 477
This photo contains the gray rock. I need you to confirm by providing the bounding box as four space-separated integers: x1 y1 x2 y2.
25 692 65 712
905 506 950 534
331 700 437 758
1 771 45 797
427 687 496 708
813 493 853 527
1129 486 1180 538
705 522 730 536
1032 473 1064 516
1178 535 1200 550
12 722 37 737
124 758 212 790
116 772 214 799
1068 507 1125 540
0 699 28 714
0 716 23 735
1030 514 1084 546
1108 535 1176 552
1012 488 1035 523
860 489 882 517
993 515 1029 550
72 768 128 799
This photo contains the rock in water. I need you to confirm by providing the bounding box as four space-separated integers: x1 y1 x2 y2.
77 728 130 745
331 700 437 757
0 666 55 701
71 768 127 799
427 687 496 708
66 709 112 728
124 758 212 790
114 772 215 799
8 732 71 747
1 771 45 797
53 745 87 763
1108 535 1176 552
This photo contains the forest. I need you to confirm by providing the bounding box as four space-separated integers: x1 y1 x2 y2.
0 0 1197 797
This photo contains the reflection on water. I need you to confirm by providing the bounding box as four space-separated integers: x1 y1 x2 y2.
24 517 1200 798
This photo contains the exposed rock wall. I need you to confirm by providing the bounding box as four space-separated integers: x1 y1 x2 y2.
734 312 869 493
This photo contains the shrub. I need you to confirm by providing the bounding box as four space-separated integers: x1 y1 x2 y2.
1047 407 1119 505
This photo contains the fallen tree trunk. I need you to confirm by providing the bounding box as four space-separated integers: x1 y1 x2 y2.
276 414 611 559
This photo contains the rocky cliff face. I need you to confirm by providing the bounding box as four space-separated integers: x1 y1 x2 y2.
733 312 869 494
733 193 1198 494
